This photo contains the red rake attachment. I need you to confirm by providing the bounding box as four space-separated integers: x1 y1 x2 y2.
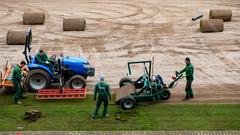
36 88 87 100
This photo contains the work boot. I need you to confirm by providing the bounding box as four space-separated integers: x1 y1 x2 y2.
53 72 58 76
16 101 22 105
190 95 194 99
104 113 109 118
91 114 98 119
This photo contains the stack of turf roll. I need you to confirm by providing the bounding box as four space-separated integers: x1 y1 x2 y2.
63 18 86 31
23 12 45 25
199 9 232 33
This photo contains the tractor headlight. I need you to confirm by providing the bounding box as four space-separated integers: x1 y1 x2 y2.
83 63 90 69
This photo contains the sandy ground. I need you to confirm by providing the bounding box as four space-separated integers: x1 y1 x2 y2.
0 0 239 103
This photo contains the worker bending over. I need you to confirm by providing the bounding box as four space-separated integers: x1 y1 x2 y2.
12 61 26 104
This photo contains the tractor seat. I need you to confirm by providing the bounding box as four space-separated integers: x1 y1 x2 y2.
31 56 38 64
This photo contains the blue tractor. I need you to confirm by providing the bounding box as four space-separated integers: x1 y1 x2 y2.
23 28 95 91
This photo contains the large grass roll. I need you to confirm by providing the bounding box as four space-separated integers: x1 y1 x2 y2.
6 31 26 45
23 12 45 25
209 9 232 22
200 19 224 33
63 18 86 31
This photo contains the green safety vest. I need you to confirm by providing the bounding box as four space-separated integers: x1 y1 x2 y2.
94 82 111 99
180 63 194 82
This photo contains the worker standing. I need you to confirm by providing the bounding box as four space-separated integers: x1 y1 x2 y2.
179 57 194 100
92 74 111 118
12 61 26 104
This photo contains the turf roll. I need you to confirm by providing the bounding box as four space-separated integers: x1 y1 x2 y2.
200 19 224 33
23 12 45 25
63 18 86 31
6 31 26 45
209 9 232 22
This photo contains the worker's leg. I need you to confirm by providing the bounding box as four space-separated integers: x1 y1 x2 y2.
93 98 103 117
185 82 193 99
184 83 190 99
103 97 109 117
188 82 194 98
13 82 21 104
20 83 23 98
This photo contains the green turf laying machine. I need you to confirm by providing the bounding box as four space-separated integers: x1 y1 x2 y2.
115 60 183 110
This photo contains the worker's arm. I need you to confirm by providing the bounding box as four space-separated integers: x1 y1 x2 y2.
93 85 98 100
106 84 111 101
44 52 50 62
179 67 186 74
21 65 29 72
36 54 46 65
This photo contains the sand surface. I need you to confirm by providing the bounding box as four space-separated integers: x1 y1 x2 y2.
0 0 239 103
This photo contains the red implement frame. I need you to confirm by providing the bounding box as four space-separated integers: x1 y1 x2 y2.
36 88 87 100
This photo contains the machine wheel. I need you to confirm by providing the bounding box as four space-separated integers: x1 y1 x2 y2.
120 96 136 110
69 75 86 89
161 90 171 100
119 77 133 87
26 69 51 92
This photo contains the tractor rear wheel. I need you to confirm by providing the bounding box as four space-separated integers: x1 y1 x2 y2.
119 77 133 87
69 75 86 89
26 69 51 92
120 96 136 110
161 90 171 100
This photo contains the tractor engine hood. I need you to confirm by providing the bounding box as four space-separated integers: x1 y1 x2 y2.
64 56 88 64
62 56 95 76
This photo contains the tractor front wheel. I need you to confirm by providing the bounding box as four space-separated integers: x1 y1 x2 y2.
161 90 171 100
119 77 133 87
26 69 51 92
69 75 86 89
120 96 136 110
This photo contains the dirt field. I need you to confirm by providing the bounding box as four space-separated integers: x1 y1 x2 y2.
0 0 239 103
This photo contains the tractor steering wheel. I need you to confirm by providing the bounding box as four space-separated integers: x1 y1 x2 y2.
49 55 59 72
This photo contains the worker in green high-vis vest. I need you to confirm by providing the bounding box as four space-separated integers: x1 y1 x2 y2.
12 61 26 104
36 49 55 74
92 74 111 119
179 57 194 101
35 49 50 66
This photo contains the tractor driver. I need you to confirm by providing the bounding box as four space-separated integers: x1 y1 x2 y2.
36 49 56 74
36 49 50 66
179 57 194 101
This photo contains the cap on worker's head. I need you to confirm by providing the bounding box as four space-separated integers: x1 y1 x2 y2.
39 48 44 53
99 74 105 81
20 60 26 65
185 57 190 62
